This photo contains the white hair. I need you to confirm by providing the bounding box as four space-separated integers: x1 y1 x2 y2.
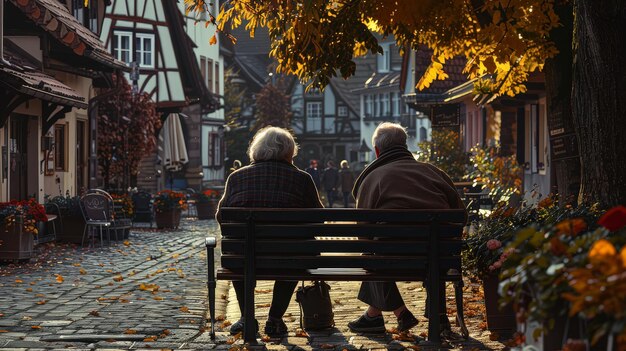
248 126 298 162
372 122 408 152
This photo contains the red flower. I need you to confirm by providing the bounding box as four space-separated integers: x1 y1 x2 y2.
598 206 626 232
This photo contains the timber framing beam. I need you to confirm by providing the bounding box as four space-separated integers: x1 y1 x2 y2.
42 102 72 133
0 92 31 128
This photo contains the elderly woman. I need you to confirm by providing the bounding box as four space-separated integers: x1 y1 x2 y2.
216 126 323 337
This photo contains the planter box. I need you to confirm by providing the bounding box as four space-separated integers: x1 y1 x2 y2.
56 214 87 244
196 201 218 220
155 209 181 229
483 275 516 334
0 220 33 261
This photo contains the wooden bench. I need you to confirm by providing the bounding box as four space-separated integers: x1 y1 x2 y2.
205 208 468 344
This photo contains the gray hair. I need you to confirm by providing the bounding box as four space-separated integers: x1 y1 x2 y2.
372 122 408 152
247 126 298 162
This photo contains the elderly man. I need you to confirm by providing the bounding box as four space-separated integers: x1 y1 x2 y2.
348 122 466 334
216 126 323 337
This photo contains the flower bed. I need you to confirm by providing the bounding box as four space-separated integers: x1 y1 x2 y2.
0 199 47 260
195 189 221 220
153 190 186 229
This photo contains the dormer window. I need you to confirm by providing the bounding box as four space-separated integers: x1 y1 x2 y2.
72 0 98 34
377 43 391 73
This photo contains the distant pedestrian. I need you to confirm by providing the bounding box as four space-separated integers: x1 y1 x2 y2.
305 159 321 190
321 160 340 207
338 160 355 207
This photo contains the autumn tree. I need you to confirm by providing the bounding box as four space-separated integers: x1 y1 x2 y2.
252 82 293 131
223 68 250 168
187 0 626 208
97 75 161 189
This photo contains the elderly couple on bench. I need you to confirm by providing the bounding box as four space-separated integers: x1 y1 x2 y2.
215 122 467 338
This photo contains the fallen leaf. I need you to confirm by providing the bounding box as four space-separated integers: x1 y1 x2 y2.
155 269 164 274
113 275 124 282
153 296 164 301
143 336 157 342
221 320 232 328
36 300 47 305
216 315 225 321
172 253 179 259
31 326 41 329
256 303 271 308
15 279 23 283
161 329 171 335
295 329 308 337
123 240 131 246
0 330 8 333
35 294 44 298
25 288 33 292
124 329 137 334
73 263 81 267
489 331 500 341
333 299 343 305
79 269 87 275
89 310 100 317
255 289 272 293
139 283 159 292
261 336 271 342
55 275 64 283
179 306 190 313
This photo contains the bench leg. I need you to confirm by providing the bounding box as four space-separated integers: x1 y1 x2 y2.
206 244 216 340
454 280 469 339
243 274 256 343
426 279 442 344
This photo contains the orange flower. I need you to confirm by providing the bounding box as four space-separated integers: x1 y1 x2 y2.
555 218 587 236
538 197 553 209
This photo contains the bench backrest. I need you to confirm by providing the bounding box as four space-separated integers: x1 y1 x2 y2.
219 208 465 277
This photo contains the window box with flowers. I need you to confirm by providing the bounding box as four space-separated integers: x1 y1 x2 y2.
195 189 220 220
111 193 134 239
0 199 47 261
153 190 187 229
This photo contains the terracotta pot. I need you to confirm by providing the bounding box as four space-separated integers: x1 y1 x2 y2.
0 219 33 261
56 214 87 244
196 201 218 220
483 275 516 334
155 209 182 229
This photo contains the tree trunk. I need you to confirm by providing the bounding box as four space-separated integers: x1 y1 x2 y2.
572 0 626 207
544 3 581 205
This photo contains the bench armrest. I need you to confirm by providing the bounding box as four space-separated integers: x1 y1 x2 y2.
205 237 217 248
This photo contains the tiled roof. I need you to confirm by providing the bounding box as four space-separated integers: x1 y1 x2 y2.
414 48 467 94
1 42 87 108
8 0 127 70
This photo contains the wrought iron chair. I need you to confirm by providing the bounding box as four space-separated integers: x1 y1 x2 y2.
79 193 112 248
132 191 154 227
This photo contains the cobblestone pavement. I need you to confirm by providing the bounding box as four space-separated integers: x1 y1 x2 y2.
1 219 508 350
0 218 220 350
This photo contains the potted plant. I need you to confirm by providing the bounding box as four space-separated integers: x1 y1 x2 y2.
0 199 47 261
153 190 186 229
498 203 612 350
195 189 220 220
47 195 85 244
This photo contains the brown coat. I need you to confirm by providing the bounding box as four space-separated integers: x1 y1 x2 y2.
355 158 465 213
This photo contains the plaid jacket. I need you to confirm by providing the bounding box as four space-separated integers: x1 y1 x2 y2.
216 160 323 222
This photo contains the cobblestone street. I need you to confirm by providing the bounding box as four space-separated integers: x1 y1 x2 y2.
1 219 507 350
0 219 217 350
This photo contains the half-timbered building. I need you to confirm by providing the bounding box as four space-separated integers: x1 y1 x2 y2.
1 0 126 202
100 0 220 192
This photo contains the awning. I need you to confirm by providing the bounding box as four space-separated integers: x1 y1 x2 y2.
8 0 128 71
162 113 189 172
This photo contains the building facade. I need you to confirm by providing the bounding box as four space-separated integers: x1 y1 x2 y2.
1 0 126 202
100 0 220 192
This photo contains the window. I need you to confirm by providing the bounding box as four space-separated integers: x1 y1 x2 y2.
377 44 391 73
306 102 322 133
338 106 348 117
207 132 223 167
392 92 401 117
214 61 220 95
419 127 428 142
73 0 98 33
373 95 379 117
207 58 214 92
54 125 66 171
135 33 155 68
112 31 132 64
364 95 372 116
200 56 207 82
381 93 390 116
